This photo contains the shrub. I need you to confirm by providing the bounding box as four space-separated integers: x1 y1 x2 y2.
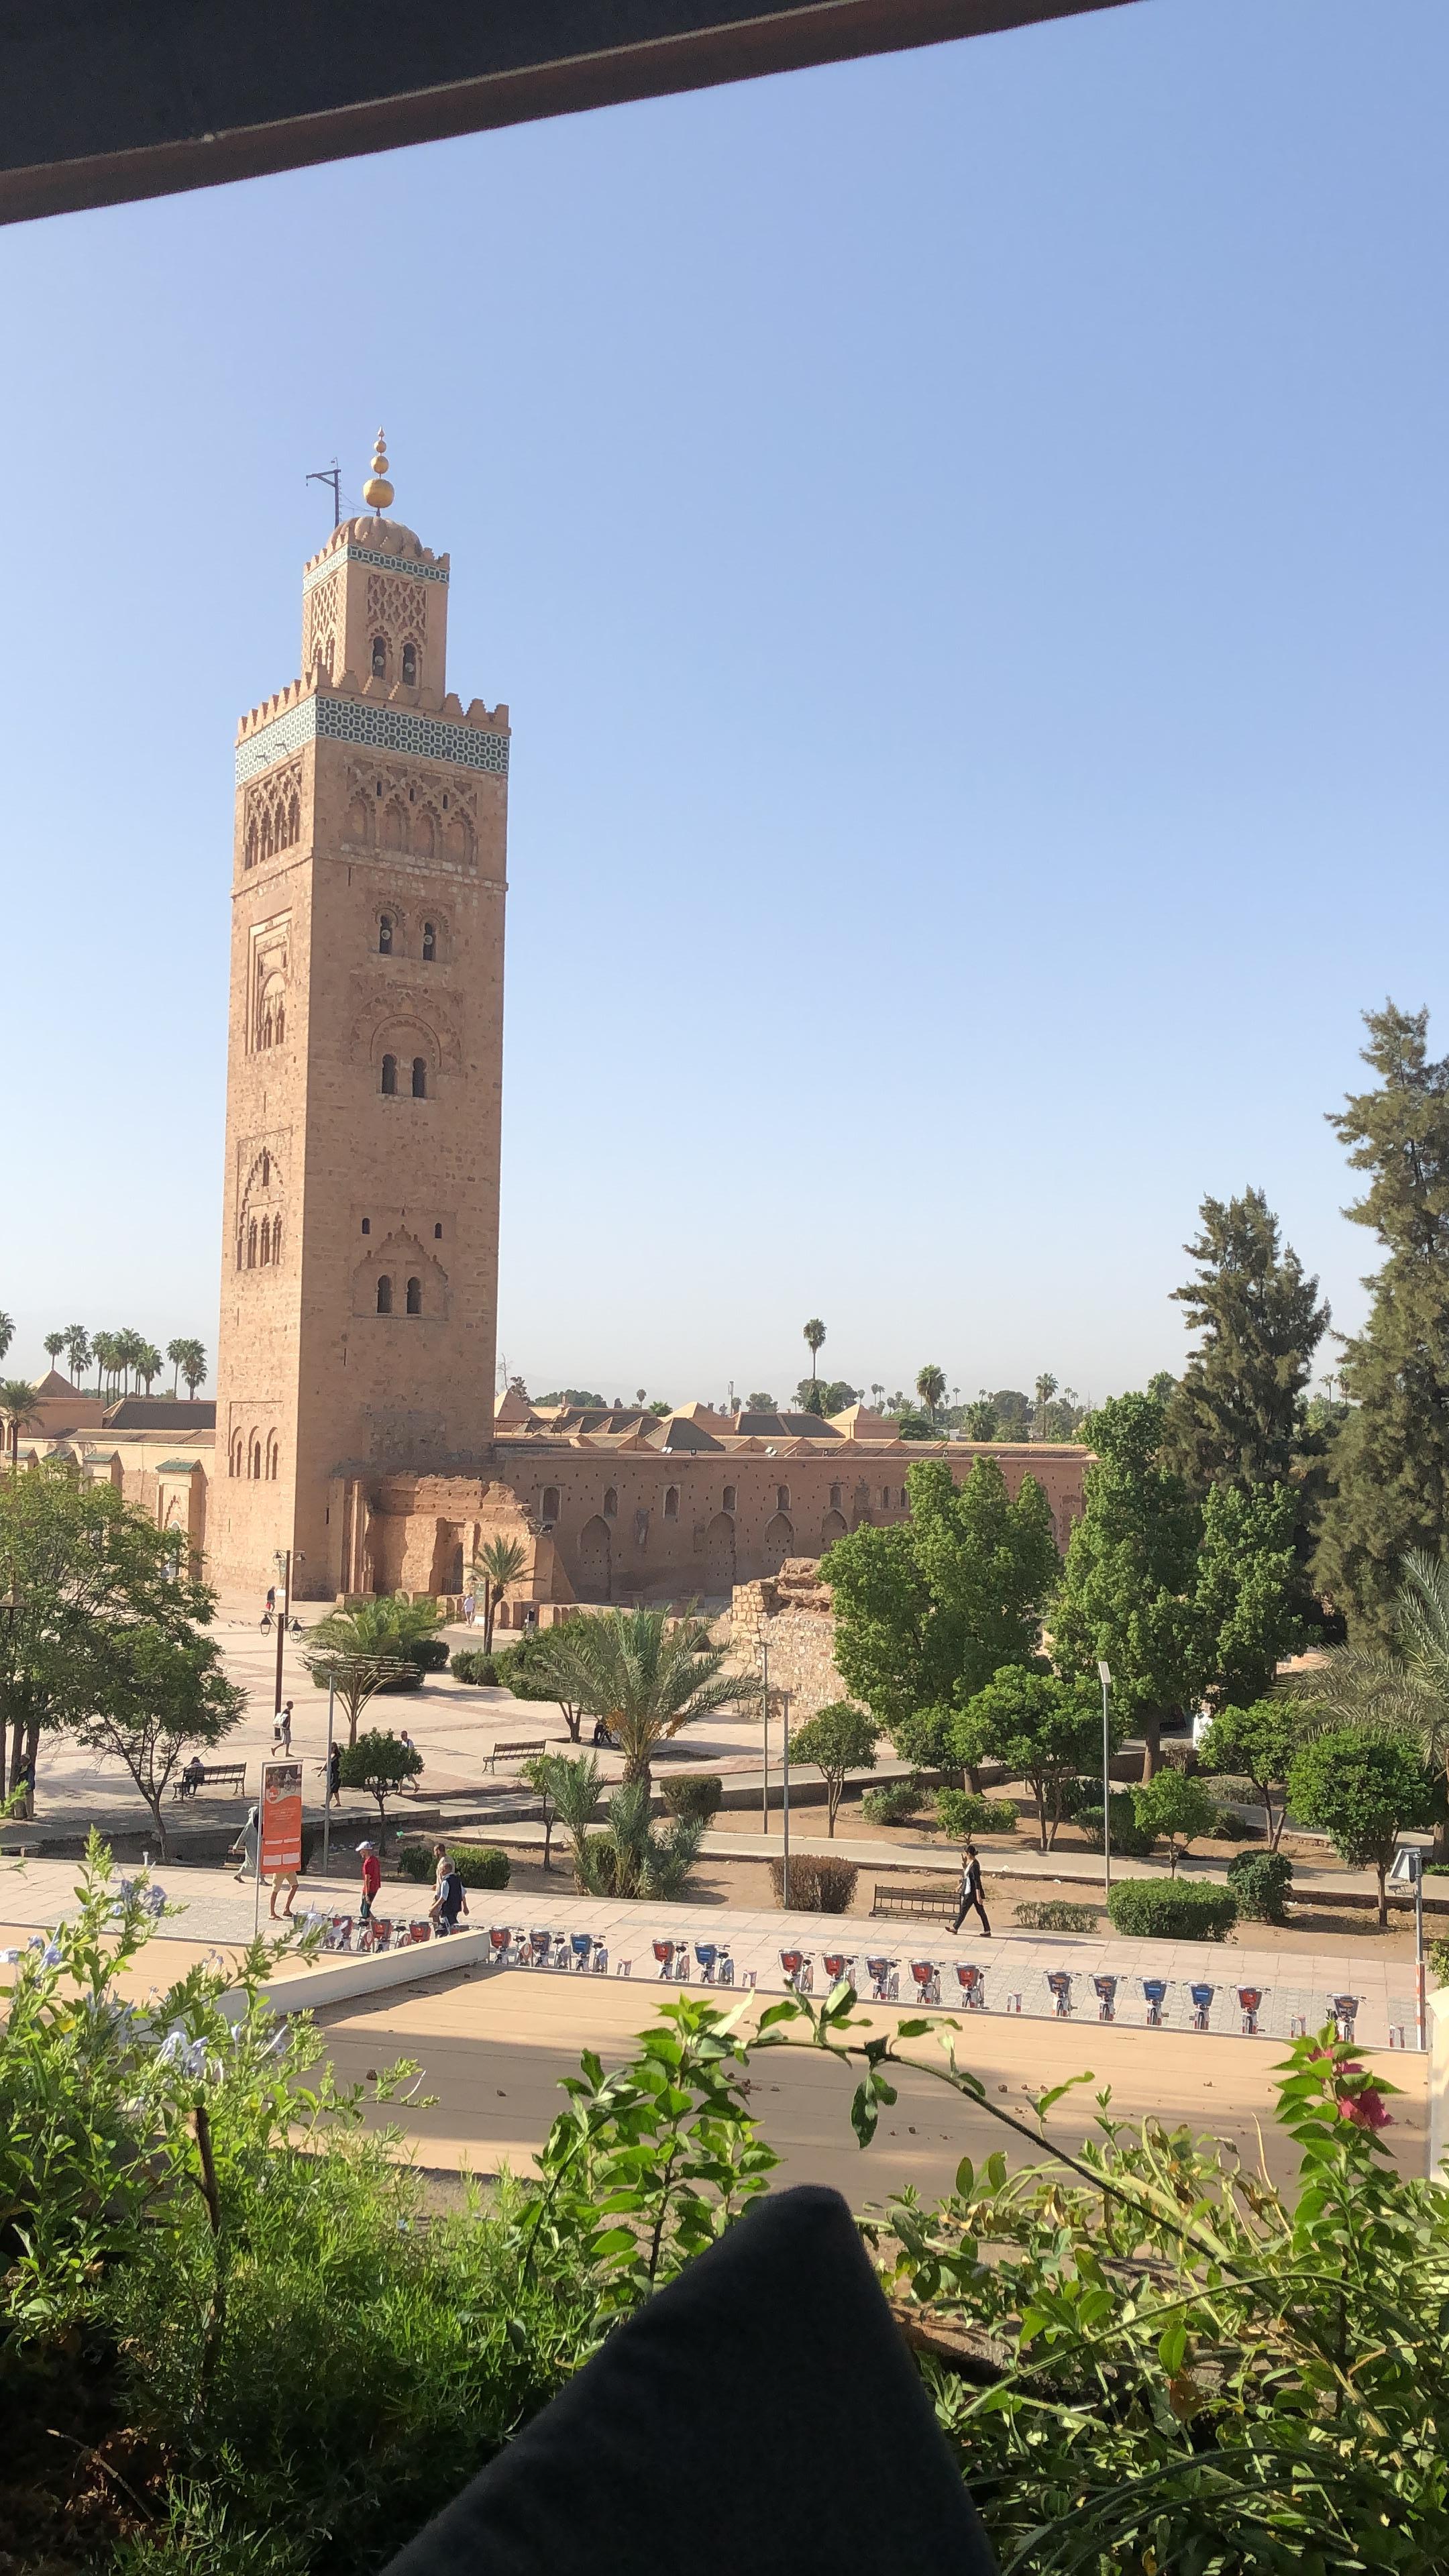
396 1842 511 1888
661 1774 724 1825
1076 1792 1155 1858
860 1777 927 1827
449 1649 498 1685
1430 1936 1449 1987
375 1661 424 1695
1226 1850 1294 1923
1013 1898 1102 1933
1130 1770 1223 1874
934 1789 1018 1839
1106 1878 1238 1941
405 1635 451 1675
769 1854 859 1913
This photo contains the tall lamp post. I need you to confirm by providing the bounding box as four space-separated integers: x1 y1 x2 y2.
1391 1843 1426 2051
273 1549 290 1717
780 1687 792 1911
1097 1660 1112 1904
758 1635 770 1836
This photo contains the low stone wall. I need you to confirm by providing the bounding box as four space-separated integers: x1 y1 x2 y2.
729 1560 849 1718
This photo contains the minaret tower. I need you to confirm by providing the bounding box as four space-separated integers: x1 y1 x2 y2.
213 435 509 1599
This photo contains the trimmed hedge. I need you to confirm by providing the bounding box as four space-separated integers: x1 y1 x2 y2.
396 1842 511 1888
1014 1898 1102 1933
1226 1849 1294 1923
934 1790 1019 1839
449 1649 498 1685
661 1775 723 1825
1106 1878 1238 1942
769 1854 859 1913
405 1636 451 1674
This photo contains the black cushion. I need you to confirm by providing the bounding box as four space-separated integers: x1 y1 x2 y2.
384 2183 996 2576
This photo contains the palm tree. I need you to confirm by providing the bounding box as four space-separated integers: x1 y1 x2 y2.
1279 1550 1449 1831
0 1380 42 1474
134 1342 163 1396
43 1332 65 1374
90 1332 117 1398
468 1534 529 1651
0 1315 13 1365
167 1338 188 1396
116 1328 147 1397
63 1326 89 1389
803 1318 826 1387
527 1605 761 1784
572 1776 707 1898
1033 1372 1059 1440
304 1595 437 1743
915 1362 947 1426
168 1337 207 1397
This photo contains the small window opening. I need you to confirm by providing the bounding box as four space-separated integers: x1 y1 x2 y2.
663 1485 680 1520
380 1053 397 1095
361 1217 370 1235
603 1486 618 1517
402 642 418 686
406 1276 422 1315
376 1275 393 1315
722 1485 736 1513
371 635 387 679
541 1486 561 1523
378 914 392 954
411 1057 427 1098
776 1485 790 1513
434 1221 443 1238
422 920 436 961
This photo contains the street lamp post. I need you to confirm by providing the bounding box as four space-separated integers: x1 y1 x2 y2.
759 1635 770 1835
273 1548 291 1716
1097 1660 1112 1903
780 1688 792 1911
1391 1844 1426 2051
321 1672 337 1880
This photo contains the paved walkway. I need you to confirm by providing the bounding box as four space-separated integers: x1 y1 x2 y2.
1 1856 1421 2055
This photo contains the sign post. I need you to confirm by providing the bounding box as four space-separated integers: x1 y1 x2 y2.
260 1757 303 1934
322 1674 336 1880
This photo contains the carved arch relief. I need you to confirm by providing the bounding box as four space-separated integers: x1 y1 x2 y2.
339 762 477 865
353 996 460 1078
235 1142 285 1273
351 1229 450 1321
241 762 303 871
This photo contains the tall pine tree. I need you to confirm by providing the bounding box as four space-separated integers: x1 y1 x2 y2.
1161 1187 1328 1494
1316 1002 1449 1639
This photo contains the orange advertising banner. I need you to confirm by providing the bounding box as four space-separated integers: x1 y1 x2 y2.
260 1758 303 1876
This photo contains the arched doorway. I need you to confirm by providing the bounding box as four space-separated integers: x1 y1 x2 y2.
705 1510 736 1595
576 1515 612 1603
820 1509 847 1548
762 1511 794 1574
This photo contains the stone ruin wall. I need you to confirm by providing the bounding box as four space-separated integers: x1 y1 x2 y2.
727 1560 847 1719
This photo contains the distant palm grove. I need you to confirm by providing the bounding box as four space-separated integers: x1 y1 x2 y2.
0 1315 207 1399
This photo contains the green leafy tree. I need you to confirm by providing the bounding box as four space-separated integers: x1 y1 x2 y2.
72 1619 244 1858
1197 1696 1311 1849
493 1626 584 1741
305 1596 441 1740
303 1647 411 1748
744 1391 775 1413
339 1727 423 1851
0 1459 239 1819
895 1407 934 1441
526 1605 759 1783
1052 1391 1203 1776
1316 1004 1449 1635
468 1533 529 1650
1193 1479 1307 1709
823 1454 1060 1772
797 1379 826 1417
802 1317 826 1387
965 1398 998 1440
520 1750 569 1871
990 1389 1032 1438
786 1701 879 1835
1277 1549 1449 1855
1129 1767 1222 1875
1162 1187 1329 1498
916 1363 947 1424
951 1665 1108 1850
1287 1725 1432 1925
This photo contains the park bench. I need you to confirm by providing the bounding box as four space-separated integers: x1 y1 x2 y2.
869 1885 957 1925
172 1761 248 1801
484 1736 547 1774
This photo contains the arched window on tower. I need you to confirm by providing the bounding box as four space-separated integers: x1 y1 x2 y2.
541 1487 561 1524
371 635 387 680
230 1434 242 1478
401 641 418 686
406 1276 422 1315
603 1486 619 1517
250 1438 262 1481
722 1484 737 1514
270 1215 282 1264
422 920 436 961
411 1057 427 1099
259 1220 270 1267
266 1434 279 1481
776 1485 791 1514
380 1054 398 1095
378 914 393 955
246 1219 257 1269
663 1485 680 1521
286 792 300 844
244 819 257 870
376 1275 393 1316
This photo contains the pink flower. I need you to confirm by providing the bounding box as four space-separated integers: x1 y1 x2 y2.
1339 2087 1391 2131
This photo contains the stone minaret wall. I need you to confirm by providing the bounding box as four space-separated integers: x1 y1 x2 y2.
213 499 509 1600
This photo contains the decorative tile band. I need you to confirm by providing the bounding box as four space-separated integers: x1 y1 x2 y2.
304 545 449 592
236 694 509 784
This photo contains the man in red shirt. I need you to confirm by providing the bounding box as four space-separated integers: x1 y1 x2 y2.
358 1840 382 1925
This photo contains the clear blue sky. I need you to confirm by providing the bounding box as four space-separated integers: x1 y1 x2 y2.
5 0 1447 1409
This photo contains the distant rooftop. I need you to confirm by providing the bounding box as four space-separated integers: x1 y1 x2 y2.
103 1399 217 1431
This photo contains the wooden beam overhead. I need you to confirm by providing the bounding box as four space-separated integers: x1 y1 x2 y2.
1 0 1141 228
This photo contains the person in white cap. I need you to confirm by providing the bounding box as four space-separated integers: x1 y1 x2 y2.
358 1839 382 1925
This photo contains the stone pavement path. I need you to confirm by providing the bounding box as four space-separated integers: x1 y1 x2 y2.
1 1856 1419 2055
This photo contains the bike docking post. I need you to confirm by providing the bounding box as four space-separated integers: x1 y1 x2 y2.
1142 1978 1169 2027
1045 1970 1073 2018
1236 1986 1264 2037
1189 1982 1215 2033
1093 1973 1118 2023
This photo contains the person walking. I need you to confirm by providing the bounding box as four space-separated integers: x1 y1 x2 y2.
462 1587 477 1628
357 1839 382 1927
268 1859 299 1919
272 1701 293 1753
951 1841 991 1938
429 1841 468 1937
327 1742 342 1807
231 1803 260 1884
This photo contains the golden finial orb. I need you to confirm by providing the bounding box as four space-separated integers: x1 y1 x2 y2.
362 428 394 512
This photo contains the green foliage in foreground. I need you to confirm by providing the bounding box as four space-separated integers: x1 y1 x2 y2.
1012 1897 1103 1933
934 1790 1020 1839
396 1842 511 1889
5 1840 1449 2576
